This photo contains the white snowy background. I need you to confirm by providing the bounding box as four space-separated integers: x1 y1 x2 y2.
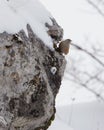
0 0 104 130
40 0 104 130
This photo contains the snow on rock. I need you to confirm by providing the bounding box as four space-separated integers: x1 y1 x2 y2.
0 0 53 48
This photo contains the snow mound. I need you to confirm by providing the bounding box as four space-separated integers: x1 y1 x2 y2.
0 0 53 48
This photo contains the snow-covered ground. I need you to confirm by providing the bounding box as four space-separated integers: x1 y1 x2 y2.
48 116 73 130
48 76 104 130
48 100 104 130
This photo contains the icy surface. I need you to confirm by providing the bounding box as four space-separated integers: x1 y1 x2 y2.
0 0 53 48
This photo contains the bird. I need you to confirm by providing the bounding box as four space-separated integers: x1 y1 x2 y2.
56 39 71 55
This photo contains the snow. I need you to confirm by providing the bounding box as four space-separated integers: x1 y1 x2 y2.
48 100 104 130
48 116 73 130
0 0 53 48
56 77 96 106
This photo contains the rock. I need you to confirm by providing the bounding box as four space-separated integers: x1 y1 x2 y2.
45 18 63 42
0 22 66 130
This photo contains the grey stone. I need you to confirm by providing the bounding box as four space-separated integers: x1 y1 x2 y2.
0 22 66 130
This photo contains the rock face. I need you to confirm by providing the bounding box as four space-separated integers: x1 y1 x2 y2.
0 19 66 130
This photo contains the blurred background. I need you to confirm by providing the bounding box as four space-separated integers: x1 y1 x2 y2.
40 0 104 104
40 0 104 130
